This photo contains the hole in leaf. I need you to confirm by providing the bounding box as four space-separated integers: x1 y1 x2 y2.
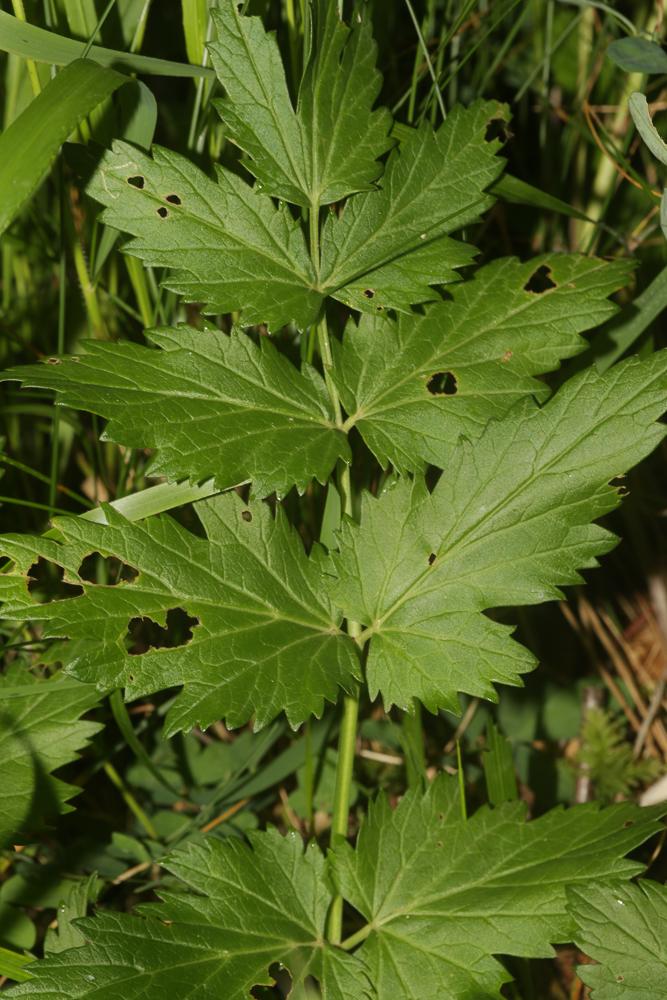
485 118 508 143
615 975 625 983
46 357 61 365
428 552 437 566
363 288 375 299
523 264 556 294
165 193 181 205
241 510 253 522
623 820 634 828
157 206 169 219
126 607 198 656
427 371 458 396
127 175 145 189
28 559 83 603
78 553 138 585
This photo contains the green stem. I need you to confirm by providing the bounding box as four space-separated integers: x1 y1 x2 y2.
307 194 361 944
339 920 373 951
103 760 159 840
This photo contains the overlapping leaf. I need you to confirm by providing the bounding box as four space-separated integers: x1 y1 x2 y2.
331 775 665 1000
85 141 320 330
336 255 632 469
331 352 667 712
0 672 100 849
568 881 667 998
0 493 359 734
210 0 392 206
5 326 349 497
5 831 369 999
319 101 508 314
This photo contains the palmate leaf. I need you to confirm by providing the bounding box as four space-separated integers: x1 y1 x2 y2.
568 881 667 998
5 832 370 999
85 141 320 330
5 326 349 498
0 672 100 849
331 776 665 1000
0 493 359 734
319 101 508 314
210 0 392 206
336 254 631 469
331 352 667 712
6 781 663 999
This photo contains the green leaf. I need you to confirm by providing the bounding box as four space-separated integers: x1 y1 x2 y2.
569 880 667 998
85 141 321 330
482 721 518 805
0 494 360 734
629 92 667 167
336 254 630 469
0 11 214 78
5 832 369 999
209 0 391 207
331 775 665 1000
331 352 667 713
6 326 349 498
0 59 127 238
0 945 35 984
319 101 508 314
607 37 667 74
0 673 100 849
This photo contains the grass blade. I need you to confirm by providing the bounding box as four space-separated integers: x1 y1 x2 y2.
0 58 126 238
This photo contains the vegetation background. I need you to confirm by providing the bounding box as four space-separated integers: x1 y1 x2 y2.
1 0 666 996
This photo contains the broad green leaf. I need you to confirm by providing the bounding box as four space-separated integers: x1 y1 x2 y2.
0 494 359 734
85 141 321 330
0 673 100 849
331 352 667 713
5 832 369 999
319 101 508 314
6 326 349 498
568 880 667 998
607 37 667 74
0 59 127 238
331 775 665 1000
0 11 214 78
209 0 391 207
336 254 630 469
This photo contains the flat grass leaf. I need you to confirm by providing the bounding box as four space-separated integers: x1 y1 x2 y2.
336 255 631 469
210 0 391 206
5 326 349 498
331 352 667 712
85 141 321 330
331 775 665 1000
0 494 360 734
568 881 667 998
319 102 508 313
5 831 370 999
0 673 100 849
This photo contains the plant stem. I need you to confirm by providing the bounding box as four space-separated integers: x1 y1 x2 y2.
11 0 41 96
307 194 361 943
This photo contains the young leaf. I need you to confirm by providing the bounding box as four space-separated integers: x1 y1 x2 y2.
85 141 321 330
0 494 359 734
331 775 665 1000
5 832 369 999
319 101 508 314
209 0 391 207
568 881 667 998
331 352 667 713
0 673 100 849
5 327 349 498
335 255 631 469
